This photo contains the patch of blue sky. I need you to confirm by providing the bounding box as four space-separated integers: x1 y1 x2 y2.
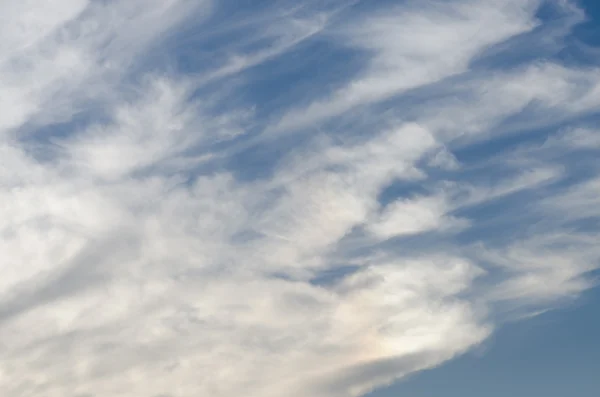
368 286 600 397
575 0 600 45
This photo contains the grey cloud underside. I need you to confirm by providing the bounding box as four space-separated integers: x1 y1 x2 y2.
1 0 599 396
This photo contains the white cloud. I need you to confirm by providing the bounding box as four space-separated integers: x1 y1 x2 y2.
0 0 211 132
1 1 600 397
476 232 600 304
546 127 600 150
367 195 465 239
271 0 540 133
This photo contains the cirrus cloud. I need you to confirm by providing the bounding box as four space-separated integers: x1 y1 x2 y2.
1 1 599 396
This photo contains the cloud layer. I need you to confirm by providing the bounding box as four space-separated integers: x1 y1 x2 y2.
1 0 599 396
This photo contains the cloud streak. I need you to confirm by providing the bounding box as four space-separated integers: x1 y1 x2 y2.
0 1 599 396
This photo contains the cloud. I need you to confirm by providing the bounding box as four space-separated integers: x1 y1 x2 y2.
270 0 540 133
1 0 600 396
366 194 465 239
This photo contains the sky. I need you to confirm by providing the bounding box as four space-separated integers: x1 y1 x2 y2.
0 1 599 396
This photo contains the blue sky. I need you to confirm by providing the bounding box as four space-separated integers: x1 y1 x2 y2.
369 286 600 397
0 1 599 396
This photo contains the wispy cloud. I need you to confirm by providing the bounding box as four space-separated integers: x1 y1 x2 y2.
270 0 540 133
1 0 599 396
